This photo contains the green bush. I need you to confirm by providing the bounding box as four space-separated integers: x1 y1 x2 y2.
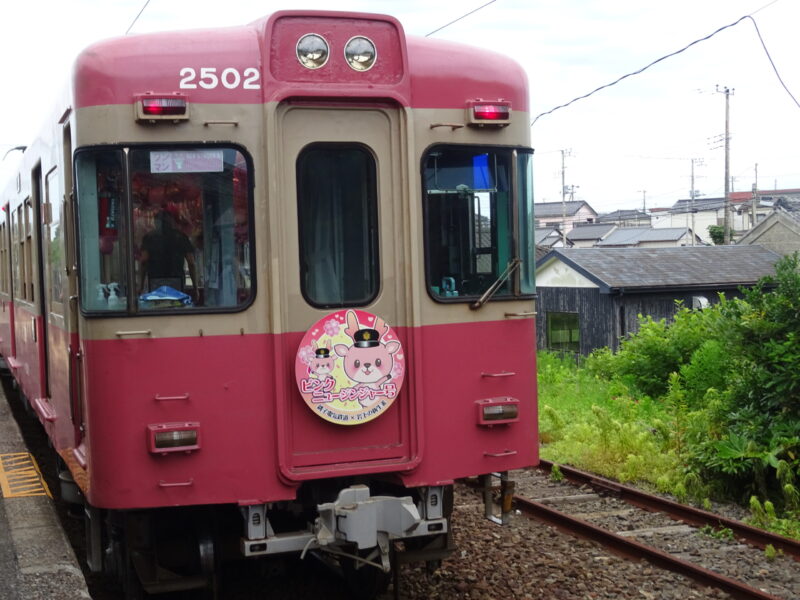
539 255 800 533
678 339 732 409
610 304 721 398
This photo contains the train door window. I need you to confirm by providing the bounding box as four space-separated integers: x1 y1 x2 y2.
296 144 379 308
45 169 66 314
546 312 579 353
75 150 127 312
424 146 527 300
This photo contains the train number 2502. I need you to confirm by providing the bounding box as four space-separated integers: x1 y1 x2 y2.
179 67 261 90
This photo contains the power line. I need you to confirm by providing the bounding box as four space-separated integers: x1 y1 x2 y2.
747 15 800 109
426 0 497 37
126 0 152 35
531 11 799 126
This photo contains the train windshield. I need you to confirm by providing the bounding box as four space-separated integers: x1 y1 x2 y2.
75 146 253 314
423 146 535 301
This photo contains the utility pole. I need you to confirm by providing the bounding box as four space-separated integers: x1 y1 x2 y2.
716 85 734 244
560 149 571 245
689 159 703 246
637 190 647 225
751 163 759 228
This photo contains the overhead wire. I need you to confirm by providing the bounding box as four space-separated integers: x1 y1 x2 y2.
531 11 799 126
747 15 800 109
126 0 152 35
425 0 497 37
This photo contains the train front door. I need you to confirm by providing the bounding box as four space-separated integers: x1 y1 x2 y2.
275 102 419 476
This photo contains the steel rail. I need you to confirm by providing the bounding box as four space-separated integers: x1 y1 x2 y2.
514 494 783 600
538 460 800 560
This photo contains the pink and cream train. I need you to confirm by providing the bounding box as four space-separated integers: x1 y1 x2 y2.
0 10 538 598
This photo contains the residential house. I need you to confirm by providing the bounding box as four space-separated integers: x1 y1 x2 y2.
535 227 567 249
595 227 703 248
653 197 762 241
534 201 597 234
737 207 800 256
652 189 800 242
596 209 650 227
535 246 779 354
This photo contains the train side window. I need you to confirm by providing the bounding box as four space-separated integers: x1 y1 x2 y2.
11 207 21 299
20 199 34 303
0 221 7 294
45 169 67 313
75 150 128 312
296 144 379 308
423 147 513 300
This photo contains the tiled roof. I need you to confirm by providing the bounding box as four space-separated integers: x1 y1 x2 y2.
534 201 593 218
638 228 691 241
536 246 779 291
594 227 695 246
595 227 650 246
535 227 561 245
566 224 616 241
596 209 649 222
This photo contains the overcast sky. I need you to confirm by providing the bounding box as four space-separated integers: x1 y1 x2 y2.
1 0 798 213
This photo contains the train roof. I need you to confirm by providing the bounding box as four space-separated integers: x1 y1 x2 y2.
72 10 529 113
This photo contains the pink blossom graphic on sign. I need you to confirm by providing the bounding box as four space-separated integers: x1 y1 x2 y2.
323 318 340 337
298 344 315 365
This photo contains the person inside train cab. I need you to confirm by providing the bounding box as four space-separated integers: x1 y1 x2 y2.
139 205 198 300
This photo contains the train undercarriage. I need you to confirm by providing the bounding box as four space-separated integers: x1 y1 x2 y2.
62 467 455 599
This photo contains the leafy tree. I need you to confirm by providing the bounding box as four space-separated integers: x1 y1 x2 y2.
707 224 734 245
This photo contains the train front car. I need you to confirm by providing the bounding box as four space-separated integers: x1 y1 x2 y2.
65 10 537 597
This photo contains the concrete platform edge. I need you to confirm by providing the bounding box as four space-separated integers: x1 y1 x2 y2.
0 387 91 600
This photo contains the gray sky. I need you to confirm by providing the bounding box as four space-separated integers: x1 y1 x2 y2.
1 0 798 213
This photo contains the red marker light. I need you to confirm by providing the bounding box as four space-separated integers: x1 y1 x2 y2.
467 100 511 127
473 104 510 120
141 97 187 116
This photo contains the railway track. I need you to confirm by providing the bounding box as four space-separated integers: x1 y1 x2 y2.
508 462 800 600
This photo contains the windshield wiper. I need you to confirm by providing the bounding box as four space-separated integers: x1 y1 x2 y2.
470 257 522 310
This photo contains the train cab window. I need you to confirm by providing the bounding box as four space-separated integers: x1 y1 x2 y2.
75 146 253 314
517 150 536 295
130 148 252 311
296 144 379 307
423 146 535 301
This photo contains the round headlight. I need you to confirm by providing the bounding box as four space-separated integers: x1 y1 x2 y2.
344 36 377 72
296 34 329 69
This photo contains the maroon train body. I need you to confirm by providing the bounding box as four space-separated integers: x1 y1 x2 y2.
0 10 538 597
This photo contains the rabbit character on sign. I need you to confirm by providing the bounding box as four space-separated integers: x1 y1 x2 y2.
309 339 336 383
334 310 400 391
